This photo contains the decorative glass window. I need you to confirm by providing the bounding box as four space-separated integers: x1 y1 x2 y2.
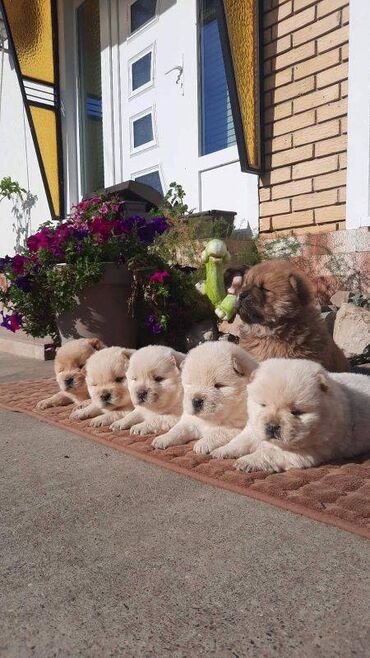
199 0 236 156
130 0 157 34
76 0 104 195
130 48 153 94
131 110 156 151
134 169 163 194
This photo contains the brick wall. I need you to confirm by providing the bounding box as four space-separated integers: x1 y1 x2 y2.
259 0 349 235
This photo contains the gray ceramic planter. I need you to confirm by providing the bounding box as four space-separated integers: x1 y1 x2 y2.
56 263 137 347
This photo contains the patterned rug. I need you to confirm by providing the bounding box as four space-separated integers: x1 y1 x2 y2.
1 378 370 540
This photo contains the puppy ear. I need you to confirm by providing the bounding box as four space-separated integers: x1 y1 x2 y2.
247 366 258 383
288 272 313 306
318 371 330 392
169 350 186 369
232 350 258 377
88 337 105 351
121 348 136 359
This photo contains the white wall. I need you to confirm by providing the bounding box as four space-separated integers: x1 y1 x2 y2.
0 43 51 257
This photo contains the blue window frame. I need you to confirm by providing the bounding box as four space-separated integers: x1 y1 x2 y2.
199 0 236 156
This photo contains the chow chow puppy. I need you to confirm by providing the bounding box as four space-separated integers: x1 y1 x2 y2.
237 260 349 372
36 337 104 411
152 341 257 454
110 345 185 435
72 346 135 427
213 358 370 472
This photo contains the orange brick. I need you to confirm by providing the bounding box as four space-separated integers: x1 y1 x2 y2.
292 189 337 210
294 0 317 11
341 116 347 134
338 186 346 202
272 209 314 229
260 198 291 217
315 204 346 223
317 62 348 88
342 4 349 24
293 154 338 179
273 76 315 103
293 120 340 146
294 223 339 234
314 169 347 191
293 13 341 47
341 43 349 62
317 26 348 53
259 217 272 232
265 134 293 154
271 144 314 167
264 27 272 45
262 166 292 185
260 187 272 202
339 152 347 169
294 50 340 80
264 2 293 28
273 41 315 71
265 35 292 59
317 0 348 19
272 178 312 199
341 79 348 98
315 134 347 156
273 109 315 137
265 101 293 123
265 67 294 90
293 84 339 113
273 6 315 39
317 98 347 122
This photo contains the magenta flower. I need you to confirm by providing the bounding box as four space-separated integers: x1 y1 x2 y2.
12 254 28 275
149 271 170 284
1 311 23 332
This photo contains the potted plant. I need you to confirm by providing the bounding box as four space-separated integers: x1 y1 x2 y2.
0 194 214 349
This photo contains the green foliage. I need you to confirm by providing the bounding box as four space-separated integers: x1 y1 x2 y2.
0 176 26 202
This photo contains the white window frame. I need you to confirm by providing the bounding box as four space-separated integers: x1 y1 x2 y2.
131 164 165 193
130 107 157 154
346 0 370 228
128 44 155 98
128 0 159 38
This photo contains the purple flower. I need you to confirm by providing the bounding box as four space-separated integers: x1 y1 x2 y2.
73 228 89 241
1 311 23 332
15 275 32 293
0 256 12 272
145 314 163 334
150 216 169 235
149 271 170 284
12 254 28 275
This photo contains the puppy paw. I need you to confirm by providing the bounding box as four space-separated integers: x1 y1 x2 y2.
36 398 52 410
130 422 155 437
110 418 131 432
235 455 274 473
211 445 234 460
70 406 93 421
193 438 215 455
152 434 172 450
90 414 111 428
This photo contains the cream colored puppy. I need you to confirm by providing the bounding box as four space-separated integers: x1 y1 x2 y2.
36 337 104 411
213 358 370 472
110 345 185 435
152 341 257 454
73 346 135 427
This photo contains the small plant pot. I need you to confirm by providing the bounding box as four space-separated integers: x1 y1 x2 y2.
56 263 137 347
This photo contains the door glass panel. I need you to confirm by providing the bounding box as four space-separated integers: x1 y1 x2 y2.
132 51 152 91
199 0 236 155
130 0 157 34
77 0 104 194
134 170 163 194
133 113 154 148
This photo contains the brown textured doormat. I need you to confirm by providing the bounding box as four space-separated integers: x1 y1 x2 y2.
1 379 370 540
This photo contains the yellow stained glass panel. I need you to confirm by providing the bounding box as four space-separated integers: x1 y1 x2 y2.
3 0 54 83
30 105 60 217
223 0 260 170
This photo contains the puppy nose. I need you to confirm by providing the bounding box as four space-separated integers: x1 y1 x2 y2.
192 397 204 412
137 390 148 403
65 377 74 389
265 423 281 439
101 391 111 403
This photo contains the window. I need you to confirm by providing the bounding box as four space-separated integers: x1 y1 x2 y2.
130 49 153 94
76 0 104 194
130 0 157 34
131 110 156 151
199 0 236 156
134 169 163 194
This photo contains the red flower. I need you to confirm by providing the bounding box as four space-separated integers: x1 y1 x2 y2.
149 271 170 284
12 254 28 275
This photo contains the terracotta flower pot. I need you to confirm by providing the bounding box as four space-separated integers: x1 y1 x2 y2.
56 263 137 347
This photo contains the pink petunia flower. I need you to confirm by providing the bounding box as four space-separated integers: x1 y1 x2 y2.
149 271 170 284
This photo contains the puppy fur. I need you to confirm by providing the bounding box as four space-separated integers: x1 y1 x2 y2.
213 358 370 472
73 346 135 426
152 341 257 454
237 260 349 373
110 345 185 435
36 337 104 411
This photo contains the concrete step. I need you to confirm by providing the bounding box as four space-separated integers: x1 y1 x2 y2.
0 327 55 360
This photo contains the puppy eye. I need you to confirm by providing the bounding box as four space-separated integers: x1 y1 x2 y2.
78 364 84 370
260 403 266 407
214 383 225 389
154 376 164 383
291 409 302 416
115 376 124 383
